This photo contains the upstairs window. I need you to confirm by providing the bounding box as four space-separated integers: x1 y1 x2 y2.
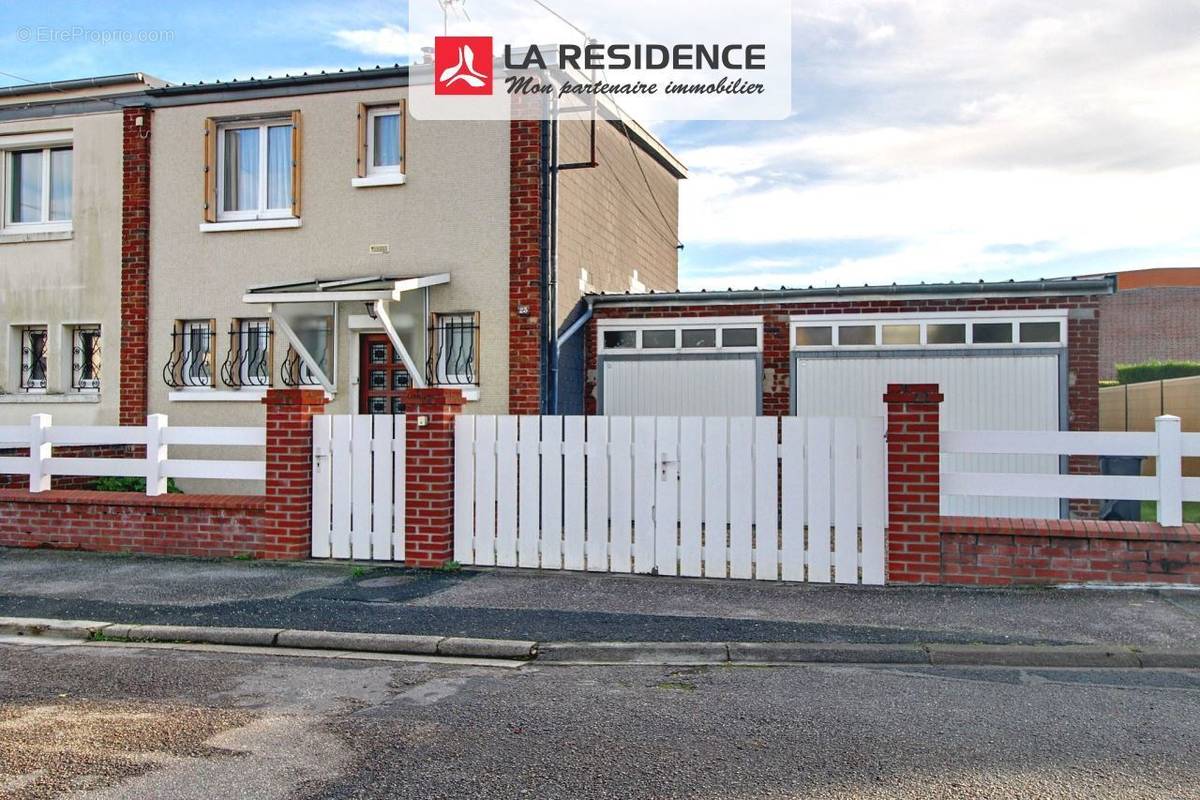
205 114 301 222
4 145 72 230
355 102 406 186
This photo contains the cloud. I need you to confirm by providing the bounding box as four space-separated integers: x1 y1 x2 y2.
332 25 423 57
675 0 1200 289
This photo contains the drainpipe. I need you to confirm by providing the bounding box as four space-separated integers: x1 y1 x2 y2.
542 95 561 414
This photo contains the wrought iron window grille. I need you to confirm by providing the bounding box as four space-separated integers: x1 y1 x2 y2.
19 327 48 391
71 326 101 391
163 323 215 388
427 313 479 386
220 320 272 388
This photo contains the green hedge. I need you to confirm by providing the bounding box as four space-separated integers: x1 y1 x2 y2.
1115 360 1200 385
93 476 183 493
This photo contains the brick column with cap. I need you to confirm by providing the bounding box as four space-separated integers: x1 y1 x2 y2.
262 388 327 559
884 383 944 584
402 387 466 567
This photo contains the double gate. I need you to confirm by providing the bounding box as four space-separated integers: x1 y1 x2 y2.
453 415 886 584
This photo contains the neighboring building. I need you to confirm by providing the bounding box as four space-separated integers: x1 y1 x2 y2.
573 277 1115 519
0 73 166 430
0 68 684 439
1083 268 1200 380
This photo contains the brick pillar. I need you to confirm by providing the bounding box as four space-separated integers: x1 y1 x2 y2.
402 388 466 568
508 99 545 415
1067 306 1101 518
120 106 152 426
262 388 327 559
884 383 944 584
761 313 791 415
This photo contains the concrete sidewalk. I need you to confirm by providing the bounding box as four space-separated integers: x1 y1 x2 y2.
2 548 1199 648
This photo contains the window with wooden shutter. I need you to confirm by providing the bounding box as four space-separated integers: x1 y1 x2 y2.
203 118 217 222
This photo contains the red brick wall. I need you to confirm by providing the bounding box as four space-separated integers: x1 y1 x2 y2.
1098 287 1200 379
120 107 152 425
509 115 544 414
585 294 1105 420
0 490 268 559
262 388 326 559
941 516 1200 586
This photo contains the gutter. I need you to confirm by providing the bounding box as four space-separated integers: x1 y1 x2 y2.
0 72 163 97
587 277 1117 308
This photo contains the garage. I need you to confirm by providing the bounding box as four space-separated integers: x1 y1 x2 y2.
580 278 1111 521
596 318 762 416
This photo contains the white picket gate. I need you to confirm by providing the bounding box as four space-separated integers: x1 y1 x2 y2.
311 415 407 560
453 416 887 584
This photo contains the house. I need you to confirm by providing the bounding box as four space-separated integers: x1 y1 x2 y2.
0 67 686 440
570 277 1115 519
0 73 166 430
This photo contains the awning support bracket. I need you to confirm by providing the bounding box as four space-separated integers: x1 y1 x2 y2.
374 299 428 389
269 304 336 395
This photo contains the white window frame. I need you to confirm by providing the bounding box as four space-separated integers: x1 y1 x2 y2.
181 320 214 388
596 316 763 355
71 324 101 392
790 311 1069 351
238 318 271 387
366 105 404 177
215 119 293 222
1 131 73 234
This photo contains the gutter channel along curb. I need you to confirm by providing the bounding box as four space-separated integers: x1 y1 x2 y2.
3 618 1198 668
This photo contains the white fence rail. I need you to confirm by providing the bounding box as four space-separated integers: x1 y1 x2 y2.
454 415 887 584
0 413 265 495
942 414 1200 526
311 415 407 561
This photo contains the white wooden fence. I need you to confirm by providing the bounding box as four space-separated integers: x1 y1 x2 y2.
0 413 264 494
943 414 1200 525
454 415 887 584
311 415 407 561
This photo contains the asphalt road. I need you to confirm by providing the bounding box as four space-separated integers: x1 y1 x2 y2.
5 549 1200 647
2 640 1199 799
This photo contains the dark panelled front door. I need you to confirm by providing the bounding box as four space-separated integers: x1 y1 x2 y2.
359 333 413 414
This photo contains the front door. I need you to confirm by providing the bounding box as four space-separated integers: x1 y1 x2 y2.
359 334 413 414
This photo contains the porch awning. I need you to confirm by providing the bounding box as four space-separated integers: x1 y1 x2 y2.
241 273 450 393
240 273 450 305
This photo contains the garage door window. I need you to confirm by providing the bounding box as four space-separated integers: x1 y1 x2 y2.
599 319 763 354
604 330 637 349
681 329 717 348
641 329 676 348
721 328 758 347
794 316 1065 350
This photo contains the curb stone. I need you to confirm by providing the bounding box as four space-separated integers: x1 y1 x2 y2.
729 642 928 664
538 642 729 663
276 630 442 654
0 617 111 640
924 644 1142 668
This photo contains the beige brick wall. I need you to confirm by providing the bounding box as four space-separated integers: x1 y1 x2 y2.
555 118 680 325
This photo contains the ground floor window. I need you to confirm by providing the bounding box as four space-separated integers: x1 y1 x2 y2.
428 312 480 386
19 326 48 391
163 319 215 388
71 325 101 391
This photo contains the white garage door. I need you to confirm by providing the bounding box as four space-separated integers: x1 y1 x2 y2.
794 354 1062 518
602 357 759 416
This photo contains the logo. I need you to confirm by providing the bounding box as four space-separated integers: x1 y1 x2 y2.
434 36 493 95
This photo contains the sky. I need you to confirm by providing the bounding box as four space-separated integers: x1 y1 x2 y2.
2 1 1198 290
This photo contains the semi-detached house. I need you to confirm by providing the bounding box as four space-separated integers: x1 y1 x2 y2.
0 67 685 489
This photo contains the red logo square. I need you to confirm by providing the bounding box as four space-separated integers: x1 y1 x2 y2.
434 36 494 95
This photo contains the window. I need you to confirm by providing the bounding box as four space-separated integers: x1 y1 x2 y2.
429 312 480 386
71 325 101 391
163 320 215 388
972 322 1012 344
882 324 920 345
603 330 636 349
221 319 272 388
356 102 405 183
795 326 833 347
721 328 757 348
838 325 876 346
5 145 71 229
681 329 717 348
926 323 966 345
19 326 48 391
1020 321 1061 343
205 114 300 223
641 329 676 348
